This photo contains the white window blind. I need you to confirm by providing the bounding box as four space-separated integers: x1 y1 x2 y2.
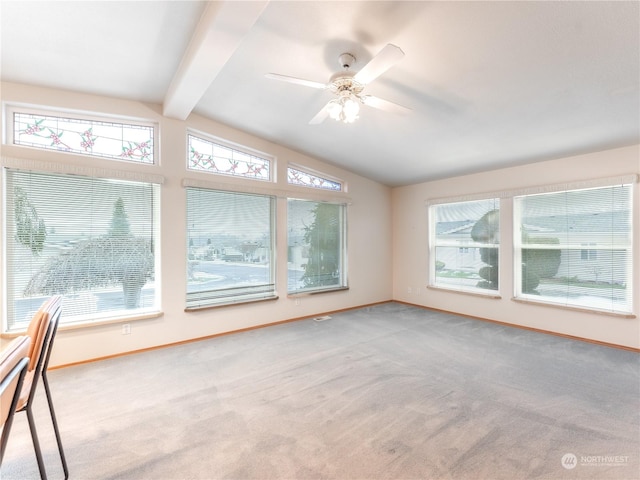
430 198 500 294
4 168 160 330
287 199 347 294
514 184 633 314
186 188 276 309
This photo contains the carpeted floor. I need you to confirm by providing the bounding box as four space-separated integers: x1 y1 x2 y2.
2 302 639 479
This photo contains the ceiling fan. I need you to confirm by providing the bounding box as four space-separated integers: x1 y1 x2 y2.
265 44 410 124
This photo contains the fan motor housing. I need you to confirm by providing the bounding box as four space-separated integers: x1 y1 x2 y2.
338 53 356 69
328 76 364 96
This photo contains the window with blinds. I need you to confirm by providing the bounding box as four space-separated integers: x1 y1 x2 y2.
429 198 501 294
514 184 633 314
4 169 160 330
287 199 347 294
185 188 276 309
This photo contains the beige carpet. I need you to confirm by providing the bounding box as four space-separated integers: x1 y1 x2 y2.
2 302 639 479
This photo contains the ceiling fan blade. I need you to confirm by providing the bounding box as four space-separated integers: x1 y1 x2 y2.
265 73 326 89
309 103 330 124
354 44 404 85
362 95 411 114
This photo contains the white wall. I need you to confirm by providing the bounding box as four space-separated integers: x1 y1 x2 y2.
2 81 637 364
392 144 640 349
0 82 393 366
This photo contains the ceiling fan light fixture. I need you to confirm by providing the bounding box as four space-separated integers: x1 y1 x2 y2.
326 94 360 123
342 96 360 123
327 99 343 121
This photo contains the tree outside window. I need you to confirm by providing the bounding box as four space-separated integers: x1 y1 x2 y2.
288 199 346 294
4 169 159 329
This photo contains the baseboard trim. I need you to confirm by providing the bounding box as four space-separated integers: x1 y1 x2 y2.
395 300 640 353
52 298 636 370
50 300 393 370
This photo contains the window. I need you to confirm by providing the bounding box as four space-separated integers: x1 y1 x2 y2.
287 166 342 191
287 199 347 294
4 169 160 331
186 188 276 308
514 184 633 314
430 199 500 294
187 134 271 181
11 109 155 163
581 243 597 261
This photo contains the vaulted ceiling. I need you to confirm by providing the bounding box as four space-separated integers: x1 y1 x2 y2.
2 1 638 187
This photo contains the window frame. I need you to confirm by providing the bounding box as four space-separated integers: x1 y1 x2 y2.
286 198 348 296
184 187 277 310
3 167 162 332
287 164 344 192
513 183 634 316
428 198 502 297
186 131 274 182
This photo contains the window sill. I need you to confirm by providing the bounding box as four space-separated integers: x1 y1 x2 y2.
2 310 164 338
287 286 349 298
185 295 279 312
511 297 636 319
427 285 501 299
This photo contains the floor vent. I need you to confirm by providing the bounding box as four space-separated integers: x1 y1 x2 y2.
313 315 332 322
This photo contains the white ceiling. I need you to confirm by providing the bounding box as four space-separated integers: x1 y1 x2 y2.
2 1 638 187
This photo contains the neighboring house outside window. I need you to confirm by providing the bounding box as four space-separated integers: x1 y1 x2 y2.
514 184 633 315
429 198 501 295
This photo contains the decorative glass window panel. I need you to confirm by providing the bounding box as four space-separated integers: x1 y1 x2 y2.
186 188 276 309
188 134 271 180
430 199 500 294
4 169 160 331
287 166 342 191
514 184 633 314
13 112 155 163
287 199 347 294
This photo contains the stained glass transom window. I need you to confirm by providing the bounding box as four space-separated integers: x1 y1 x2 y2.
287 166 342 191
188 134 271 181
13 112 155 164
